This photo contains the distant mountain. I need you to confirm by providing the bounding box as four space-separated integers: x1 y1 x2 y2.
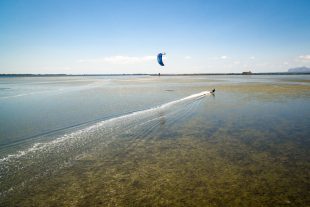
288 66 310 73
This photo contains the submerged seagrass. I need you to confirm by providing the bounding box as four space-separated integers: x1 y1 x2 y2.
0 75 309 206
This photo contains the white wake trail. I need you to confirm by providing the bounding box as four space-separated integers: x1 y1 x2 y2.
0 91 212 163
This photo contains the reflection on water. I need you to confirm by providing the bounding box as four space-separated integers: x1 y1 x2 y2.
0 75 309 206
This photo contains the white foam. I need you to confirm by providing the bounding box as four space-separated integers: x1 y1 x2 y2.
0 91 212 163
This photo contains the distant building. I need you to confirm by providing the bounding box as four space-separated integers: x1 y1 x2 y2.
242 71 252 75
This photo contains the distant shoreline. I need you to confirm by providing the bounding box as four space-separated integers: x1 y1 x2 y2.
0 72 310 77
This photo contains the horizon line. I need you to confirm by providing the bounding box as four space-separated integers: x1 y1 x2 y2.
1 72 310 77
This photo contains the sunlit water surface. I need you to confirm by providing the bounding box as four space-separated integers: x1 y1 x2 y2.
0 75 309 206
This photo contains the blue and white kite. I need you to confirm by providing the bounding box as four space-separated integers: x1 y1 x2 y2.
157 52 166 66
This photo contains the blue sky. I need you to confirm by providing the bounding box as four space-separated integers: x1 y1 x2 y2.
0 0 309 74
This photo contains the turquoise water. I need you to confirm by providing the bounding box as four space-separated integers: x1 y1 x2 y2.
0 75 309 206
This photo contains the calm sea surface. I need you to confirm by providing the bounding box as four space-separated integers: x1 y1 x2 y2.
0 75 309 206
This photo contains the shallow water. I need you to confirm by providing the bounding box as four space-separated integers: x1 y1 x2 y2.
0 75 309 206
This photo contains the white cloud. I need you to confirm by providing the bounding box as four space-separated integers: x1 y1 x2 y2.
250 56 255 60
298 55 310 62
233 61 240 65
184 56 192 60
208 56 228 60
78 55 156 64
